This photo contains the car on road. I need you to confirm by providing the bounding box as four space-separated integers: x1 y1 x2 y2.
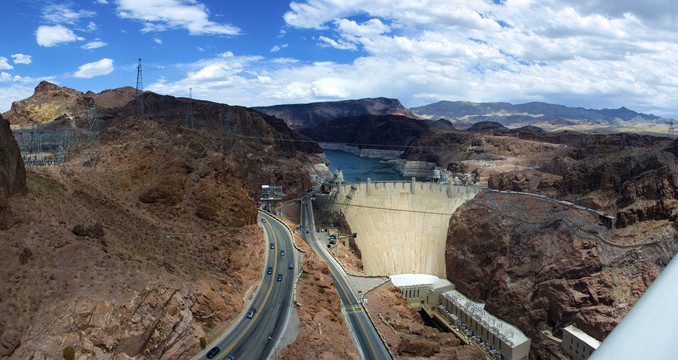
280 250 285 256
206 346 220 359
270 242 275 249
267 266 273 274
225 356 234 360
288 262 294 269
261 218 266 223
277 274 283 281
246 307 256 319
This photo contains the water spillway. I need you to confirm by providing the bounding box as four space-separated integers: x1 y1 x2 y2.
332 179 479 277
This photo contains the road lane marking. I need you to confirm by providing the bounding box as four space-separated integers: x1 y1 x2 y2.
218 214 280 359
304 207 380 359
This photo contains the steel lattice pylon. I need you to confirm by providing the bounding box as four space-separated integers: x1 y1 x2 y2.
134 58 144 116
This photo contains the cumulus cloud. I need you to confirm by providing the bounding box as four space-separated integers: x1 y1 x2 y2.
0 57 12 70
274 0 678 117
115 0 241 35
42 4 95 24
146 1 678 119
270 44 289 52
82 40 107 50
154 37 163 44
11 54 31 64
73 58 114 78
36 25 84 47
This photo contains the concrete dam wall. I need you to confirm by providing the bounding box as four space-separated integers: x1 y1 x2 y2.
333 180 479 277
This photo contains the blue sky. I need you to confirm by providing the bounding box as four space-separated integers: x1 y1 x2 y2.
1 0 677 118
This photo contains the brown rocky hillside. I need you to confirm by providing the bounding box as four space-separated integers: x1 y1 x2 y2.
0 83 326 358
446 189 678 359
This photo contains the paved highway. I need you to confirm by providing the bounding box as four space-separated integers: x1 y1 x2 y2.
194 211 296 360
300 200 392 360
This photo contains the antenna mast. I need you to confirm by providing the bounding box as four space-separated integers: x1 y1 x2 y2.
134 58 144 116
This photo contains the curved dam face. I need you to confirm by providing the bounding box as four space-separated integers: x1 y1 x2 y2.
333 180 479 277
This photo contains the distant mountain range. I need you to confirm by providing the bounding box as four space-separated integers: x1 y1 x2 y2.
410 100 670 128
255 98 673 134
253 97 417 130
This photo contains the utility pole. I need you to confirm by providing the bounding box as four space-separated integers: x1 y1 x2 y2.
134 58 144 116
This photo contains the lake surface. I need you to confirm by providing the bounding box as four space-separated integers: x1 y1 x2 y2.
324 149 403 183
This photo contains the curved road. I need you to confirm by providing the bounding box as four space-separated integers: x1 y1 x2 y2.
194 211 296 360
300 200 392 360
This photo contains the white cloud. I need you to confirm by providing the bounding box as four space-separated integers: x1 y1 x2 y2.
318 36 357 50
154 37 163 44
36 25 84 47
139 1 678 119
87 21 98 32
82 40 107 50
271 0 678 118
270 44 288 52
42 4 95 24
11 54 32 65
96 0 109 4
115 0 241 35
73 58 114 78
0 57 13 70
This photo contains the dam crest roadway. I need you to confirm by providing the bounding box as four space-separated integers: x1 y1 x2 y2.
325 179 480 278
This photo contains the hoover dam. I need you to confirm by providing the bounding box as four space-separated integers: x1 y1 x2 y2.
330 179 479 277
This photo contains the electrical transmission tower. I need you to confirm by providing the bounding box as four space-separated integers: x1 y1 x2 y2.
669 120 674 138
134 58 144 116
185 87 193 128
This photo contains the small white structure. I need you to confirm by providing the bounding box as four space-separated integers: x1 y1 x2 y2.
561 325 599 359
390 274 454 309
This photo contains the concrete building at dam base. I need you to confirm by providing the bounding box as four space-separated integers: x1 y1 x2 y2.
390 274 531 360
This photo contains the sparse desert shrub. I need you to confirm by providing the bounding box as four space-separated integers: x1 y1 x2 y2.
199 337 207 348
63 346 75 360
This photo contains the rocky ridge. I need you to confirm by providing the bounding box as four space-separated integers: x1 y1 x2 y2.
254 97 418 130
446 189 677 359
0 82 325 358
0 114 26 230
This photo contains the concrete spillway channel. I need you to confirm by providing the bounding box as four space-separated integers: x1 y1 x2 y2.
331 179 479 277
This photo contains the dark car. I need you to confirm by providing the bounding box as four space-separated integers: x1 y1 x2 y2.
277 274 283 281
261 218 266 223
246 307 256 319
270 242 275 249
225 356 234 360
206 346 220 359
280 250 285 256
267 266 273 274
288 262 294 269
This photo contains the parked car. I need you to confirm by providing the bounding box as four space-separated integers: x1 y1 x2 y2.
206 346 220 359
246 307 256 319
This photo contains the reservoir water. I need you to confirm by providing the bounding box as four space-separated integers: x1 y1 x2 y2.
323 149 403 183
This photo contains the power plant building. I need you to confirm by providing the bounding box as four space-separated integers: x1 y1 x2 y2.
438 290 531 360
561 325 599 359
390 274 531 360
